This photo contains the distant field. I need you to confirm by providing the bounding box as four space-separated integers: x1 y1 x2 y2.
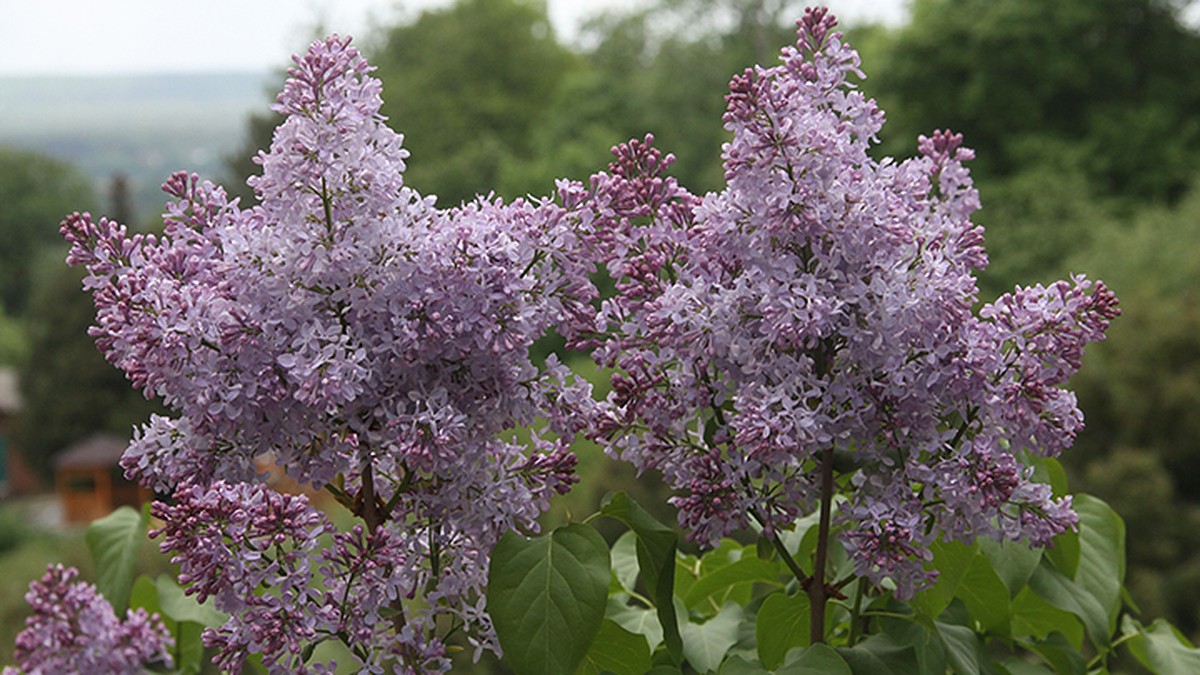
0 72 278 222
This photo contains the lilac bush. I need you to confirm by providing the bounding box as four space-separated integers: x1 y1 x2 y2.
30 7 1131 673
3 565 172 675
564 7 1118 604
61 35 593 672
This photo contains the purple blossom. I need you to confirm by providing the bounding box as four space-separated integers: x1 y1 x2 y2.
565 7 1118 598
63 34 595 671
6 565 172 674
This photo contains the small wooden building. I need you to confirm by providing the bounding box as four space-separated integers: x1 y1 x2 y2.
54 434 151 524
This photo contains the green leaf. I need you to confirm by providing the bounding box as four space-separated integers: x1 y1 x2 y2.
999 656 1056 675
835 633 919 674
577 619 652 675
776 510 821 559
778 643 852 675
1072 495 1125 627
978 537 1042 597
488 524 610 675
912 540 978 619
129 575 161 617
611 531 640 594
174 621 207 675
1126 618 1200 674
716 655 768 674
1023 632 1086 675
935 620 983 675
1011 586 1084 650
1027 559 1110 649
86 505 149 614
1045 529 1081 580
1029 456 1070 498
600 492 683 663
675 553 701 599
607 596 664 650
154 574 228 626
954 552 1012 635
680 602 743 674
879 613 946 675
128 575 209 674
755 592 811 669
685 556 781 611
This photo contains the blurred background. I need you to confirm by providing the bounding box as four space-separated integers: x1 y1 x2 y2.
2 0 1200 668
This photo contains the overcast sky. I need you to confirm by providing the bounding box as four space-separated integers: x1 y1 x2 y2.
0 0 909 77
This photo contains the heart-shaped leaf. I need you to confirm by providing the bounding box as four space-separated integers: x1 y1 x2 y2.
86 505 148 613
488 524 610 675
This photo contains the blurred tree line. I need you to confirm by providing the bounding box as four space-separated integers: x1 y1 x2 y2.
5 0 1200 642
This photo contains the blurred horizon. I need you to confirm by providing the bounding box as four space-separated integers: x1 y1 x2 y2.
0 71 275 221
0 0 908 78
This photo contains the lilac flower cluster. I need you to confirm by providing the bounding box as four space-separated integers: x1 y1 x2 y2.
566 8 1118 597
152 481 334 672
4 565 172 675
63 35 593 672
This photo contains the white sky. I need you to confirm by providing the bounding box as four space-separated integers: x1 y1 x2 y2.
0 0 909 77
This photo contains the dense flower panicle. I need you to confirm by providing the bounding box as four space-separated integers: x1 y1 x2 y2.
151 481 341 673
64 35 594 672
565 8 1117 598
5 565 172 675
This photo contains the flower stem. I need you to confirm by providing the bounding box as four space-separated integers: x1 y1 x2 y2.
848 579 867 646
809 446 835 644
361 460 381 532
750 508 810 584
358 460 407 633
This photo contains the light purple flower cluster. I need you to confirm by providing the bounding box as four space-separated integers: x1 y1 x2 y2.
566 7 1118 598
4 564 172 675
63 35 593 671
152 481 334 672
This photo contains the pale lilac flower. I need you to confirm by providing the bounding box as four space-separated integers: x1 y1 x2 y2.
7 565 172 674
63 34 594 672
565 7 1117 598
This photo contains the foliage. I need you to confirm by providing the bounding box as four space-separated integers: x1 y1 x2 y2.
15 255 162 479
868 0 1200 204
0 307 28 368
0 146 97 314
485 482 1185 675
372 0 576 206
1065 185 1200 633
20 482 1197 674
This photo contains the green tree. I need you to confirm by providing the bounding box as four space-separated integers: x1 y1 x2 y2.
1066 183 1200 634
869 0 1200 203
0 146 97 314
15 175 162 479
371 0 576 206
1071 185 1200 495
487 0 810 208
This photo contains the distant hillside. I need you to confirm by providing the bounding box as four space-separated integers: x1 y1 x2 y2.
0 72 279 225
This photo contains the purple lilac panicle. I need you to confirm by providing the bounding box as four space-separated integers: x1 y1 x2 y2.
567 7 1118 598
5 565 172 675
63 35 594 672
